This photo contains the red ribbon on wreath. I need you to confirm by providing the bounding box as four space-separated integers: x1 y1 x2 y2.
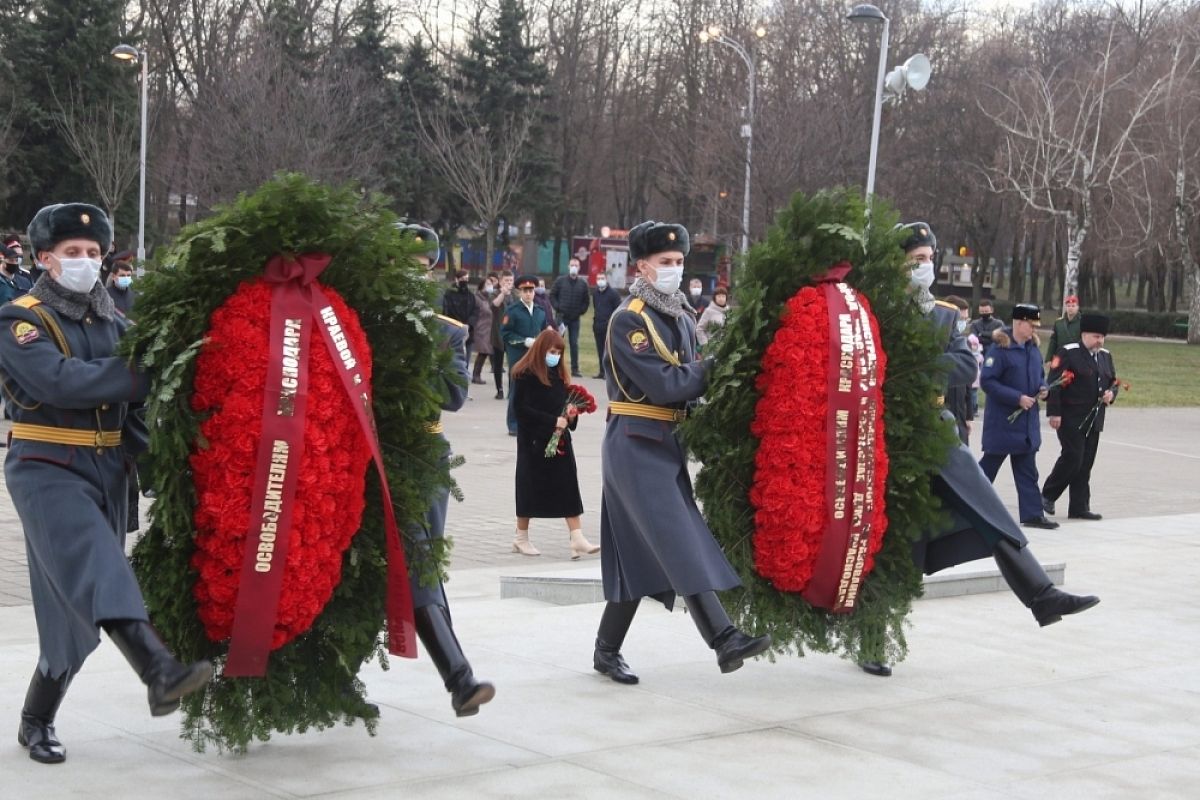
749 262 889 612
223 253 416 676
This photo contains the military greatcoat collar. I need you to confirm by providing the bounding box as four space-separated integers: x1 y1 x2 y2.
29 274 117 321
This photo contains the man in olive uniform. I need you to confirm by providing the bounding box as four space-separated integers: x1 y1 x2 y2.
861 223 1098 678
396 223 495 716
3 203 211 764
1046 294 1082 361
499 275 549 435
592 220 770 685
1041 313 1118 521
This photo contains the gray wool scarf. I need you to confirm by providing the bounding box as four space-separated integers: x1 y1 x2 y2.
29 273 117 322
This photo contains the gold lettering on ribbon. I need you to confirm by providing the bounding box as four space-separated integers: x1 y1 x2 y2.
254 440 291 573
833 284 882 610
319 305 359 371
278 317 303 416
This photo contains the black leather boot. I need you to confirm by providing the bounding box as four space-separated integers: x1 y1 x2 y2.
686 592 771 674
992 540 1100 626
414 604 495 717
104 620 213 716
859 661 892 677
593 599 640 684
17 667 70 764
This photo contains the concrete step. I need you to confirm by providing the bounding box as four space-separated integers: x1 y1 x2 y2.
499 561 1067 606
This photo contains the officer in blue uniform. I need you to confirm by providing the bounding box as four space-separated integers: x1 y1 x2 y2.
861 224 1099 678
2 203 211 764
591 220 770 685
979 304 1058 529
499 275 549 436
396 223 494 717
1041 313 1118 521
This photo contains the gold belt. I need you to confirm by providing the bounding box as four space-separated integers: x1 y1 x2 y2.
424 421 444 434
11 422 122 448
609 401 687 423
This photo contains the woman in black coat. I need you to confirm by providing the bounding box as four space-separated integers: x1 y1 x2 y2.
510 329 600 559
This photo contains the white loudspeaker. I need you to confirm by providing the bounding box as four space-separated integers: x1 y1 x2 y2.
884 53 932 100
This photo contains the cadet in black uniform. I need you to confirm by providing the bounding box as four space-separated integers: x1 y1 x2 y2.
1041 314 1118 520
3 204 211 764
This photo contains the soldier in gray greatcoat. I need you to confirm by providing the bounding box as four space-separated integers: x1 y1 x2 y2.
3 203 212 764
591 220 770 685
394 223 494 717
860 223 1099 678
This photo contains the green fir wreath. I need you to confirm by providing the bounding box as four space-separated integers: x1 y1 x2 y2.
123 174 460 752
686 188 958 667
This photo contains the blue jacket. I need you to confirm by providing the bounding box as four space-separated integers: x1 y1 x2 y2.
980 329 1047 455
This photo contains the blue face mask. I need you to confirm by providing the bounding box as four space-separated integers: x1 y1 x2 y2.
115 275 133 289
545 353 561 368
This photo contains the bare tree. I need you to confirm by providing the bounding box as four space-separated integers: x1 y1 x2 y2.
416 105 534 271
52 88 141 229
188 39 387 206
981 25 1171 307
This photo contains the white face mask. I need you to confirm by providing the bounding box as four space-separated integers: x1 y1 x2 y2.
909 262 935 292
651 265 683 295
596 279 608 290
955 318 968 334
53 256 102 293
690 286 702 297
568 265 579 276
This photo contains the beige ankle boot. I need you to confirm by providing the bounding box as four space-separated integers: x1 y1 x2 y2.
569 529 601 560
512 528 540 556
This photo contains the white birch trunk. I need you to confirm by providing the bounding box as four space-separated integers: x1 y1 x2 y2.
1062 209 1088 307
1178 165 1200 344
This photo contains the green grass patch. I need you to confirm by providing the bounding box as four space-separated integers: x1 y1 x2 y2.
1104 338 1200 407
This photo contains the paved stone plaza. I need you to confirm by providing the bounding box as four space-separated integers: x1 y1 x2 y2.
1 381 1198 798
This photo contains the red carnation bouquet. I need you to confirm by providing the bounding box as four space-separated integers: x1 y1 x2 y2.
1008 369 1075 423
544 384 598 457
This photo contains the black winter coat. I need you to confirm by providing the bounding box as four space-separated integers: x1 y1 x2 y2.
549 274 591 321
513 369 583 518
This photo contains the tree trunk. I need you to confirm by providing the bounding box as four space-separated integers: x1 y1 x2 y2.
485 218 496 276
1177 165 1200 343
1062 209 1087 306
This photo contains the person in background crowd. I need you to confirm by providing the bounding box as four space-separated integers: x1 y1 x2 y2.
860 224 1098 678
969 298 1004 348
967 332 984 422
695 284 730 350
490 270 515 400
549 257 591 377
1041 313 1118 521
1046 294 1082 361
943 295 974 444
3 203 212 764
592 220 770 685
441 270 477 363
510 328 600 559
0 244 20 303
591 269 622 378
979 303 1057 530
4 236 35 295
500 275 550 435
393 223 495 717
533 277 557 330
687 276 709 317
470 275 499 387
106 259 137 318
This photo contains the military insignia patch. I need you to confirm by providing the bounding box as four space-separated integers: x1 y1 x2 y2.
984 356 994 367
12 321 38 345
628 329 649 353
81 212 91 224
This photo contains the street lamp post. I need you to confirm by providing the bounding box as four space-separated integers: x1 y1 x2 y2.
699 25 766 256
847 4 889 208
111 44 148 270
